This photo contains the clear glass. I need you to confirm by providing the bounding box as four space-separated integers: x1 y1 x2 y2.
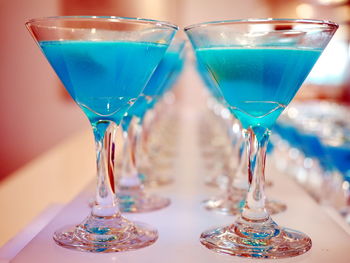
26 16 177 252
185 18 338 258
199 102 232 189
197 46 285 216
119 116 171 212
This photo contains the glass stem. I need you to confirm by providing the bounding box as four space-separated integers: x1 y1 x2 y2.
140 109 155 157
120 117 143 190
233 137 248 190
241 127 270 222
91 120 119 217
226 122 243 198
231 126 249 190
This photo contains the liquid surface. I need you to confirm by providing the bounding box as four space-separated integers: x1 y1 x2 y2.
40 41 167 124
196 47 321 130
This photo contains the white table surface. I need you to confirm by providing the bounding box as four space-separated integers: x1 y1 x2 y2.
5 109 350 263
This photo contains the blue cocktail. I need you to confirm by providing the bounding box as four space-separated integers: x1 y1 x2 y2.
196 48 321 131
197 52 287 216
26 16 177 253
40 41 168 124
186 18 337 258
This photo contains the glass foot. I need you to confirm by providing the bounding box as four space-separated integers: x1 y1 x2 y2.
140 173 174 187
118 189 170 212
203 190 286 215
200 223 311 258
53 215 157 253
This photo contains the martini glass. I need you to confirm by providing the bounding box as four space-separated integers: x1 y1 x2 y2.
26 16 177 252
198 60 286 215
118 97 171 212
185 18 337 258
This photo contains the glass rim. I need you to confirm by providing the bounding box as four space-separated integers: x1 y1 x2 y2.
184 18 339 32
25 15 179 31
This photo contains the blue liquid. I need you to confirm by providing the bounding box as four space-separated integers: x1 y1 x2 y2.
274 122 335 172
149 50 183 102
274 123 302 149
122 49 184 131
325 144 350 180
39 41 168 124
122 96 149 131
145 51 180 97
196 47 321 131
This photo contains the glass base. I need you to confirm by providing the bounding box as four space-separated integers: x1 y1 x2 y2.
53 215 157 253
203 189 286 215
140 173 174 187
200 223 311 258
118 189 170 212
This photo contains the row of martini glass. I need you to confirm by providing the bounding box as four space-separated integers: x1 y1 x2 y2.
273 102 350 224
26 16 338 259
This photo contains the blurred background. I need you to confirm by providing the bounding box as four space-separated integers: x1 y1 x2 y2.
0 0 349 181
